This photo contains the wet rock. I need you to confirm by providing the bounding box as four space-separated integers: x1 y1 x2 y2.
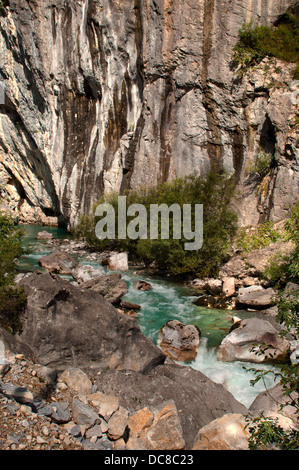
217 318 290 363
157 320 201 363
135 280 153 291
192 414 250 450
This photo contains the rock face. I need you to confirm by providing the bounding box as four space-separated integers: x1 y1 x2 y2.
217 318 290 363
2 272 165 372
157 320 201 363
0 1 298 228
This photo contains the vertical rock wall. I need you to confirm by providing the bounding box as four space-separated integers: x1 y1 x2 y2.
0 0 298 227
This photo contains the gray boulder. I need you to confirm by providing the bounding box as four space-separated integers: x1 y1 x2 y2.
217 318 290 363
38 250 78 274
236 285 277 309
0 272 165 373
157 320 201 363
80 273 128 304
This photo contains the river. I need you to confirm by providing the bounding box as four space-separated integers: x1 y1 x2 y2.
17 224 279 409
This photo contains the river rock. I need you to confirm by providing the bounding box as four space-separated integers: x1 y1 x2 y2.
217 318 290 363
192 413 250 450
36 231 53 240
157 320 201 363
79 273 128 304
107 252 128 271
236 285 277 309
135 280 153 291
71 264 105 284
38 250 78 274
4 272 165 373
97 363 248 449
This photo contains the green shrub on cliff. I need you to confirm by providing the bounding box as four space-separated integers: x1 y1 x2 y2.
233 11 299 78
75 172 238 279
0 211 27 333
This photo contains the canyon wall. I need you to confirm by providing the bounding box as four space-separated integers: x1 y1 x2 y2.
0 0 298 227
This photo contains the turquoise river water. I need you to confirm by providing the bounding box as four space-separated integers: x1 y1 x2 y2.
17 225 279 408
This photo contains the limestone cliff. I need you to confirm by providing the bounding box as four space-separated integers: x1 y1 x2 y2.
0 0 298 227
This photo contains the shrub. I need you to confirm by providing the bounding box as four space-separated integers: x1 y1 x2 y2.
236 221 283 253
233 11 299 78
74 172 238 279
0 210 28 334
0 285 27 334
0 212 25 287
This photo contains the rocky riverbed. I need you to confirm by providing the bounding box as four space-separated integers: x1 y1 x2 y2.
0 228 298 450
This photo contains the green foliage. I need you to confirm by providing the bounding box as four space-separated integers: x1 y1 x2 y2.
236 221 283 253
0 210 28 334
0 212 25 288
74 172 238 278
245 415 299 450
233 11 299 77
246 149 274 178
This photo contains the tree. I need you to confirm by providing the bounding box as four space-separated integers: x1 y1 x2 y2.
0 211 27 334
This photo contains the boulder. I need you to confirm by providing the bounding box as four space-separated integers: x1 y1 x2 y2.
2 272 165 373
71 264 105 284
36 231 53 240
217 318 290 363
72 398 101 429
192 414 250 450
59 367 93 395
107 407 129 440
107 252 128 271
38 250 78 274
157 320 201 362
222 277 236 297
142 400 185 450
97 363 248 449
80 273 128 304
135 280 153 291
236 285 277 309
249 383 299 430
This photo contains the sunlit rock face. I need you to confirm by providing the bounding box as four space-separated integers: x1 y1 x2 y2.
0 0 298 228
